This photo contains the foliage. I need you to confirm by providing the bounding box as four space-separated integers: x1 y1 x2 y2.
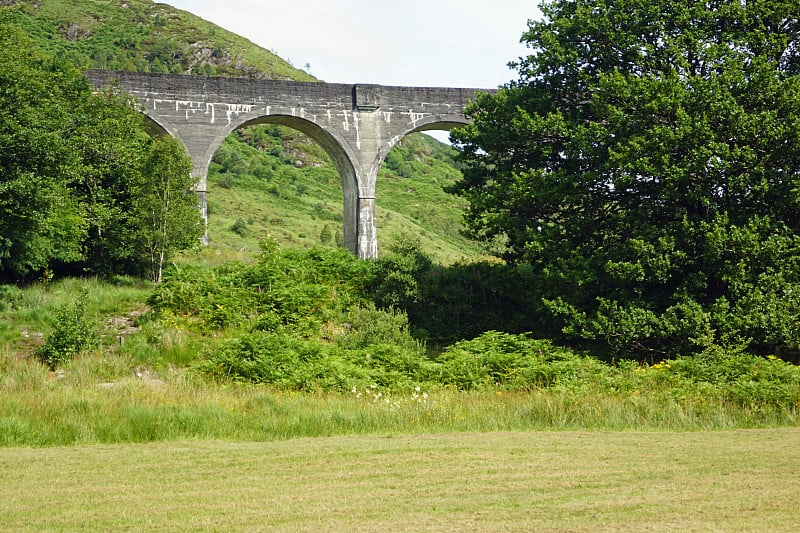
436 331 612 391
149 243 375 334
149 245 438 390
148 247 800 406
35 295 98 369
69 86 152 276
451 0 800 360
663 348 800 409
368 248 549 345
0 14 87 277
135 136 203 283
70 88 203 278
0 10 203 280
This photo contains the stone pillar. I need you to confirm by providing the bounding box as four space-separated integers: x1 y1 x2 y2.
342 177 359 255
196 188 208 244
357 197 378 259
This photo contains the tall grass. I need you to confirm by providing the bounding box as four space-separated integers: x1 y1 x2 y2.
1 350 795 447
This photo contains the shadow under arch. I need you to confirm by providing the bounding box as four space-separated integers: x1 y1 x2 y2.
206 112 362 255
141 114 174 138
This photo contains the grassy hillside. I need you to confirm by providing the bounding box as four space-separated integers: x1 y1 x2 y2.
7 0 314 80
7 0 483 262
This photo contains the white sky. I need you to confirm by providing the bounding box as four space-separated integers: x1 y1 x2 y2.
163 1 539 89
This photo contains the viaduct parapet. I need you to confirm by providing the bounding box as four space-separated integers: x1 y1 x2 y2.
85 69 489 258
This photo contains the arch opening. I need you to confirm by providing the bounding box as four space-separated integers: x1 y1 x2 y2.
204 115 360 255
370 117 473 261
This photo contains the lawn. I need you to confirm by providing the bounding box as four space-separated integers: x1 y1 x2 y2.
2 428 798 531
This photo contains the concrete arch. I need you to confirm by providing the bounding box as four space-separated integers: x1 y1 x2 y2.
218 112 360 191
84 70 488 259
203 112 363 255
387 114 470 149
406 114 471 134
140 112 177 139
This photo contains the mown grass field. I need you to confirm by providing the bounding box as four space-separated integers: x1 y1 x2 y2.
2 429 798 532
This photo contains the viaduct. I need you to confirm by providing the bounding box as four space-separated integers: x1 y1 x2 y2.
85 70 489 259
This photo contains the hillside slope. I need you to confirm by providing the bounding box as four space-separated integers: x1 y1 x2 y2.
6 0 483 261
7 0 314 80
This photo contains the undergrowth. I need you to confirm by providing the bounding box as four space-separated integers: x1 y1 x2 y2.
1 245 798 447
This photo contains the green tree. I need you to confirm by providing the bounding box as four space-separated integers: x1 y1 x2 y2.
0 13 86 278
451 0 800 359
0 9 202 280
69 88 152 275
69 92 201 280
135 136 203 283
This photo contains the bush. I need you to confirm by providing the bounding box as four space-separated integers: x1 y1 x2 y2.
194 331 433 392
230 218 248 237
0 284 24 312
666 348 800 409
337 304 424 355
36 298 98 369
436 331 610 391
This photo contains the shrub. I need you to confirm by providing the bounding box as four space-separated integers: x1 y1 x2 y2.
337 304 424 355
436 331 610 391
230 218 248 236
36 298 98 369
666 348 800 409
0 284 24 312
195 332 369 391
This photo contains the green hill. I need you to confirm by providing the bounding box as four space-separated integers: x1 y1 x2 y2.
6 0 315 80
7 0 483 261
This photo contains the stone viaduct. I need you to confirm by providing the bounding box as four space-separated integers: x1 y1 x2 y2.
85 69 490 259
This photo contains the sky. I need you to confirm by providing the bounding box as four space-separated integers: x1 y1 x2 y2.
163 1 540 90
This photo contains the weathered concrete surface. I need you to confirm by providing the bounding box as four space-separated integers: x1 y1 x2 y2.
85 70 489 258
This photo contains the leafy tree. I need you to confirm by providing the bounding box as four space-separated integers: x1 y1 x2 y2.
68 88 152 275
0 13 88 278
0 9 202 280
451 0 800 360
67 90 202 280
134 136 203 283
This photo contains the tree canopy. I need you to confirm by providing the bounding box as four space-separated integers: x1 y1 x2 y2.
451 0 800 359
0 9 202 281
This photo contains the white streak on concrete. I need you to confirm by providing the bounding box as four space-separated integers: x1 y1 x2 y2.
224 103 255 124
405 110 429 127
